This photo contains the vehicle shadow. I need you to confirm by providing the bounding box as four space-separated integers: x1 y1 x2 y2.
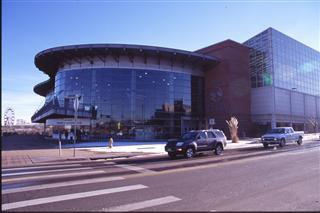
2 135 67 151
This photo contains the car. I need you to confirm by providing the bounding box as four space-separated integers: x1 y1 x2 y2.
165 129 227 159
261 127 304 148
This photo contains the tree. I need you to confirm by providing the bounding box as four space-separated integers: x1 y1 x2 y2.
226 117 239 143
308 117 319 133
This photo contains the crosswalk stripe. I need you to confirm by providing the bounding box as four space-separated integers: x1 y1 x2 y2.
2 176 125 194
2 166 93 177
2 164 82 172
115 164 156 174
2 184 148 211
2 162 114 177
2 170 106 183
2 161 115 173
103 196 181 212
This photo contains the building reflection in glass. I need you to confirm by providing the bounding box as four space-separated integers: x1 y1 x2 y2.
53 68 204 139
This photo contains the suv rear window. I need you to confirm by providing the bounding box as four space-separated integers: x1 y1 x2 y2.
214 131 225 138
207 131 216 138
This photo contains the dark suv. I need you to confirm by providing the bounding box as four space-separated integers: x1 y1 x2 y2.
165 129 227 159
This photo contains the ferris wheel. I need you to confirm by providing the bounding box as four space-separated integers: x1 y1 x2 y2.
4 108 15 126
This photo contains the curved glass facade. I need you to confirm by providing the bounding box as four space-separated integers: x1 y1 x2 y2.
54 68 204 139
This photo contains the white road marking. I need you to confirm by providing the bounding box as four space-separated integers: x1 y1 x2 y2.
285 147 320 155
2 170 106 183
2 163 82 172
2 166 93 177
2 184 148 211
115 164 156 174
2 176 124 194
2 162 114 177
103 196 181 212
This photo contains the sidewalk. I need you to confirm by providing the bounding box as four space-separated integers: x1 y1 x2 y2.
65 133 319 154
2 133 319 168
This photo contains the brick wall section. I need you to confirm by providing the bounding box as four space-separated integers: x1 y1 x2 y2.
196 39 253 137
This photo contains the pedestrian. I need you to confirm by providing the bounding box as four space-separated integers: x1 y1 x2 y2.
58 131 62 141
108 136 113 149
69 131 74 143
76 129 81 141
64 130 68 141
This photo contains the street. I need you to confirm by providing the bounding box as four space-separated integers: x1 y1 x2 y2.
2 138 320 211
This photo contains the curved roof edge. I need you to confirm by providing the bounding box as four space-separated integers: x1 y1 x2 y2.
35 43 220 76
34 79 54 97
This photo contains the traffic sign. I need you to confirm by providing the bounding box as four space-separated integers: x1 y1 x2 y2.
74 95 80 111
209 118 215 125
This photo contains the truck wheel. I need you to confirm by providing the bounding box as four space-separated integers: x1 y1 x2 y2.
184 148 195 158
214 144 223 155
297 136 303 145
263 143 269 148
168 152 176 159
279 139 286 147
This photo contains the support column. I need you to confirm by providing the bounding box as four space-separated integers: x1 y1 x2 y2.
271 114 276 129
303 93 306 132
272 86 276 129
316 96 319 132
43 122 46 136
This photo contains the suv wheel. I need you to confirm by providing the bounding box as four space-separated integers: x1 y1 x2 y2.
214 144 223 155
184 148 195 158
297 136 303 145
279 139 286 148
263 143 269 148
168 152 176 159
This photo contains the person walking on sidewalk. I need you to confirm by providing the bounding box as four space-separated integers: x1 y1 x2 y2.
108 135 113 149
64 130 68 141
69 131 74 144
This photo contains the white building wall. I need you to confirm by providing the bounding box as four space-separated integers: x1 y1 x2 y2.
70 60 81 69
291 91 304 116
92 56 104 67
105 55 118 67
81 59 92 68
172 60 184 73
275 88 290 115
305 95 316 117
317 97 320 118
133 55 146 68
59 54 201 76
119 55 132 68
251 87 273 114
146 56 158 70
252 85 320 128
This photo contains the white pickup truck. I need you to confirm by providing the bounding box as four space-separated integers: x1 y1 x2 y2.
261 127 304 148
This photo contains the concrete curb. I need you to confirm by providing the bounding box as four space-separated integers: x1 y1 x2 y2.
2 134 318 167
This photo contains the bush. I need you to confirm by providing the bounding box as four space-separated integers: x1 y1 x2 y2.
226 117 239 143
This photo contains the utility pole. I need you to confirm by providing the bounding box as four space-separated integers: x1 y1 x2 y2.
73 95 80 157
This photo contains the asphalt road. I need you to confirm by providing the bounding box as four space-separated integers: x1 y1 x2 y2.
2 139 320 211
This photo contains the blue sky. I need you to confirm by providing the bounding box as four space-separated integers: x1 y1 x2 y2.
2 0 320 124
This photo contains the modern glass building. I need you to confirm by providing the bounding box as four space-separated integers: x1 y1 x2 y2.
32 28 320 139
244 28 320 131
32 44 217 139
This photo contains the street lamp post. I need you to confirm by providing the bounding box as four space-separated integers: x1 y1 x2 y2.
67 94 81 157
290 88 297 127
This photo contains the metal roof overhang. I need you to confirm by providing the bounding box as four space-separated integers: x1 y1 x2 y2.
34 44 220 96
35 44 220 76
34 79 54 96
